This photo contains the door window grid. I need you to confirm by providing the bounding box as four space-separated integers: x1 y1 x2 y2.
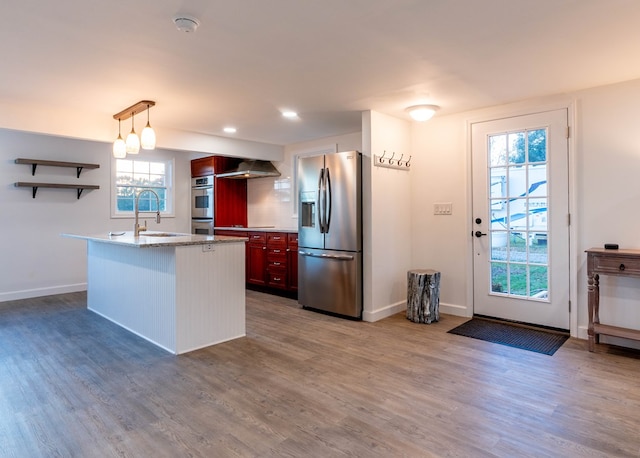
488 128 549 301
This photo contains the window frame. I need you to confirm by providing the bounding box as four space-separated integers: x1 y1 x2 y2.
111 156 176 218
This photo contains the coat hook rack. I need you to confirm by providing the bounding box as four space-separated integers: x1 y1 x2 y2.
374 150 411 171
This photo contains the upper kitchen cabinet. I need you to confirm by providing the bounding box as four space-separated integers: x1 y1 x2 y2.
191 156 247 227
191 156 215 177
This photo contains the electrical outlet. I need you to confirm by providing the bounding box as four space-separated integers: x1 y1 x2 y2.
202 244 215 252
434 202 453 215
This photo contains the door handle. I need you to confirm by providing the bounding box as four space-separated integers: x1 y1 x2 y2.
474 231 487 238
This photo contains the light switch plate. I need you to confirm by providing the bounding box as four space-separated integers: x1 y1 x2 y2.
434 202 453 215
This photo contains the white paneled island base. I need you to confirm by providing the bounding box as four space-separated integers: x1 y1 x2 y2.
65 232 247 354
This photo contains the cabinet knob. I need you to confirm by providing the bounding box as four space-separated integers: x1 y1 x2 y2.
619 263 626 271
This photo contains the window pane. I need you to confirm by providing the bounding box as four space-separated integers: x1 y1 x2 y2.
134 161 149 174
508 132 525 165
489 134 507 166
530 265 548 298
491 262 507 293
116 159 132 172
509 263 527 296
150 162 165 174
527 129 546 163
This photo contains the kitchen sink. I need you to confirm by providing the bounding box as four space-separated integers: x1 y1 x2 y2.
140 232 186 237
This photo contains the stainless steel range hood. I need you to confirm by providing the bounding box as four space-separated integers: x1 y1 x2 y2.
215 160 281 179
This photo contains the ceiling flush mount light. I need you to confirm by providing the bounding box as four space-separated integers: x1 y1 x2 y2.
406 104 440 122
174 15 200 33
112 100 156 158
224 126 237 134
282 111 298 119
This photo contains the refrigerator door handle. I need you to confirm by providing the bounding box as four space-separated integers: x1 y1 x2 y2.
325 167 332 233
318 168 326 233
298 250 354 261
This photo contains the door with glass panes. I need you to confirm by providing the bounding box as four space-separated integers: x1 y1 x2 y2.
471 110 569 329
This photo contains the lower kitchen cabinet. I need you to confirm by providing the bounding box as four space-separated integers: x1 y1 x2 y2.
287 233 298 292
215 229 297 295
266 232 288 289
247 232 267 286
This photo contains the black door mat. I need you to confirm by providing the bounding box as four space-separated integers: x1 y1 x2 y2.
447 318 569 355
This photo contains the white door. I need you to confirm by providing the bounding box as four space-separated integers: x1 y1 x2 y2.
471 109 570 329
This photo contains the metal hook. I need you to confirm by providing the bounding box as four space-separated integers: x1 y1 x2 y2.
388 152 396 165
397 154 404 166
405 155 412 167
379 150 387 163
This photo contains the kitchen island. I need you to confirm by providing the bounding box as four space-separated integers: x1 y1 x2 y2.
63 231 248 354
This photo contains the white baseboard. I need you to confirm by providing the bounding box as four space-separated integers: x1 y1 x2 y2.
0 283 87 303
363 300 470 322
440 302 470 317
363 300 405 322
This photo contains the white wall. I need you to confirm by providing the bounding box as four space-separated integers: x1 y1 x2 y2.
363 111 413 321
246 132 361 229
411 77 640 346
410 113 470 317
0 128 274 302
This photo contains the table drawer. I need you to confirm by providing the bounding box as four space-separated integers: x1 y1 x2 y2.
593 255 640 275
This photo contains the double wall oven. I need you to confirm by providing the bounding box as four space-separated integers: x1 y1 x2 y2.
191 175 214 235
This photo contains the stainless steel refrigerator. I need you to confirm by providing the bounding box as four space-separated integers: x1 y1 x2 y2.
298 150 362 319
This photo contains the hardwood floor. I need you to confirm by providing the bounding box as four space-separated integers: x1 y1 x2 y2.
1 291 639 457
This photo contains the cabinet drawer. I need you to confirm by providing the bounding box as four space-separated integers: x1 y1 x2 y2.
593 255 640 275
268 259 286 269
267 232 287 247
287 232 298 248
267 247 286 258
248 232 266 245
267 270 287 289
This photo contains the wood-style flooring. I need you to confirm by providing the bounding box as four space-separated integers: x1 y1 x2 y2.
1 290 639 457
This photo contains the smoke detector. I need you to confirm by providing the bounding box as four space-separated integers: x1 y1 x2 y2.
173 15 200 33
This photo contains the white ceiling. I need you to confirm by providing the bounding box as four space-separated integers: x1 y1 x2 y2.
2 0 640 147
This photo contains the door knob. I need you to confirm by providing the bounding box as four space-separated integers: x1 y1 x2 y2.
474 231 487 238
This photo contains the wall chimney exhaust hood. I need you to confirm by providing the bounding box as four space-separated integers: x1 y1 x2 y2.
215 160 281 179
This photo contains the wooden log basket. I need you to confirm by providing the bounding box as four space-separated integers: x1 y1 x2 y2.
407 269 441 324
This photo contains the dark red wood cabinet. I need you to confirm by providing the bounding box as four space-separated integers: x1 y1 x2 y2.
191 156 247 228
266 233 288 289
246 232 268 286
287 233 298 292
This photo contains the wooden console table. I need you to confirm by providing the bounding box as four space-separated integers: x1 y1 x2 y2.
586 248 640 351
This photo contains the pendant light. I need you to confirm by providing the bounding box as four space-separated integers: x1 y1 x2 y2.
113 100 155 156
140 104 156 150
113 118 127 158
126 112 140 154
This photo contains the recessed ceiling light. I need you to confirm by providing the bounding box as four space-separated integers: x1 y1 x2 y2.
282 111 298 119
223 127 237 133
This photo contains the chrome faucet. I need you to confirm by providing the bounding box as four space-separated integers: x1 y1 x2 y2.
134 189 161 236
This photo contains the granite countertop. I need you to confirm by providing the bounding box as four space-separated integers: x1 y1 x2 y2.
62 231 248 248
214 226 297 233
